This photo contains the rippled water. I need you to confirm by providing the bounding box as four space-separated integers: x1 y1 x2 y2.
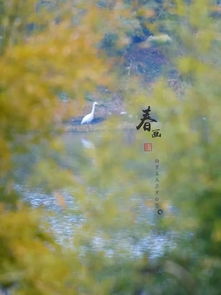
17 128 177 259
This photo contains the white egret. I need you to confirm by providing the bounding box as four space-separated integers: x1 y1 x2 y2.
81 102 98 125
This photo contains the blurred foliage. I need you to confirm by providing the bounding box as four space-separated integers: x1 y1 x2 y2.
0 0 221 295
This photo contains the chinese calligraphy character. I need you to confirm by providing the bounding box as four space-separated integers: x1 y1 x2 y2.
152 129 162 138
136 106 157 131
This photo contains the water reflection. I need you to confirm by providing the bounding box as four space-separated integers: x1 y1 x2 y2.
17 127 176 259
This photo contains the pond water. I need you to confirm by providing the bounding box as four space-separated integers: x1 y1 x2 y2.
17 124 177 260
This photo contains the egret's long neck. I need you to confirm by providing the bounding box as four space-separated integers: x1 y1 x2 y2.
91 103 96 115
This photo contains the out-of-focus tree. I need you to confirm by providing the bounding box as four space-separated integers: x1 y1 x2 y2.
154 0 221 293
0 0 110 185
0 1 111 294
109 0 221 294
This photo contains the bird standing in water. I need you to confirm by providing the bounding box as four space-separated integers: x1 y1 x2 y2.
81 102 98 125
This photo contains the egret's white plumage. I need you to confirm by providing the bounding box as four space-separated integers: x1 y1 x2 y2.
81 102 98 125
